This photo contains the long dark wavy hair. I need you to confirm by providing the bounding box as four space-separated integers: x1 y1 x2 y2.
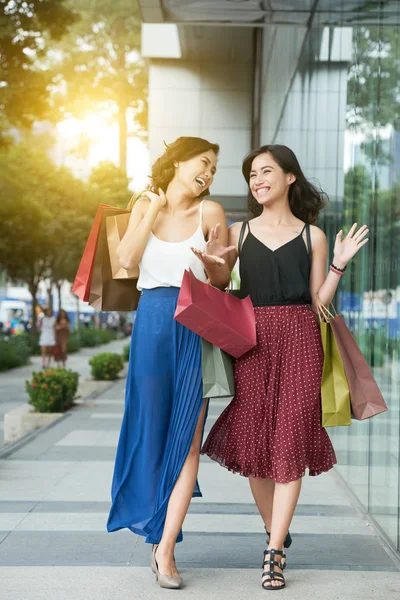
56 309 70 324
242 145 328 224
149 137 220 198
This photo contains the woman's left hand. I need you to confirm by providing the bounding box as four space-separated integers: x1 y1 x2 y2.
191 223 235 267
333 223 369 268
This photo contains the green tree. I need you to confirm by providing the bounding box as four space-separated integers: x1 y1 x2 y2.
89 161 132 207
0 141 97 329
0 0 78 139
50 0 147 176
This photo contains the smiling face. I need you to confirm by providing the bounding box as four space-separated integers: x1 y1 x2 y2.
249 152 295 207
174 149 217 197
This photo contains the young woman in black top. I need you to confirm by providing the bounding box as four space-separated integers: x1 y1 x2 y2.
193 145 368 590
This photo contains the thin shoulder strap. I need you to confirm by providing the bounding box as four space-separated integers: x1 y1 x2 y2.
199 199 205 225
305 223 312 261
238 221 249 256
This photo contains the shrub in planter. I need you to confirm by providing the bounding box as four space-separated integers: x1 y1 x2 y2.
97 330 117 344
67 331 81 353
89 352 124 380
26 331 41 355
11 335 31 365
122 343 130 362
78 328 116 347
26 368 79 413
0 336 31 371
78 328 99 347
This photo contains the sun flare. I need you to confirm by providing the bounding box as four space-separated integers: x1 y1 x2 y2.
56 113 149 190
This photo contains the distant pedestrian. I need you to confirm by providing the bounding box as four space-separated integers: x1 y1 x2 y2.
55 309 70 368
39 308 56 369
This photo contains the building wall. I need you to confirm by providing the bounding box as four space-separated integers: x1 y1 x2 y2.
260 24 308 144
263 26 352 205
144 25 255 211
147 58 252 207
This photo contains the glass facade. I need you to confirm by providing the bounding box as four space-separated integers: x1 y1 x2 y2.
260 4 400 550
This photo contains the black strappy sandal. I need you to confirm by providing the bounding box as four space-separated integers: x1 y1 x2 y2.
262 549 286 591
263 527 290 570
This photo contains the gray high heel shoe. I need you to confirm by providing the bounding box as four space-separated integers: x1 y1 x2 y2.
151 545 183 589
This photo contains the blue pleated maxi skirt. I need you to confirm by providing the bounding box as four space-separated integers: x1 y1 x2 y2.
107 287 204 543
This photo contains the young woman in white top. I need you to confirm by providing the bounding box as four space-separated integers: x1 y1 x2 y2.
107 137 232 590
39 307 56 369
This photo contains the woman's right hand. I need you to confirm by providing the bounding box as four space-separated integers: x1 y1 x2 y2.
191 223 235 267
142 188 167 209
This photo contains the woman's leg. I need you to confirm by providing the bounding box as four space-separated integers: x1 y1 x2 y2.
41 346 46 368
155 398 208 576
264 478 302 588
46 347 52 368
249 476 275 532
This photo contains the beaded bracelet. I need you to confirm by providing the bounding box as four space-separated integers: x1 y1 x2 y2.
330 265 344 276
331 262 346 272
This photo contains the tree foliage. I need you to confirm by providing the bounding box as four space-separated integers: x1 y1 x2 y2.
49 0 148 174
89 161 132 207
0 0 78 135
0 141 98 327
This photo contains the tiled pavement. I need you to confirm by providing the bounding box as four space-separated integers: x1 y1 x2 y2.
0 379 399 599
0 337 129 446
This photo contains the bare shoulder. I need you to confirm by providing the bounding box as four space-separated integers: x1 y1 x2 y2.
127 196 151 227
309 224 327 246
229 221 244 245
202 199 226 219
133 195 151 213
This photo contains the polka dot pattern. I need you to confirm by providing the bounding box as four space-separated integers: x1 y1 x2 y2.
201 305 337 483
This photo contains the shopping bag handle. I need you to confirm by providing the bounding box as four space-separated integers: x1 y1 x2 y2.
126 189 150 211
316 296 338 322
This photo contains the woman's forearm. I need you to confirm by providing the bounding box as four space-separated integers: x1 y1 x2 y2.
205 264 231 290
117 202 161 270
315 270 343 309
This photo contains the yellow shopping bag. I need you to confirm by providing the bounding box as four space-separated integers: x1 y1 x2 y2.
319 319 351 427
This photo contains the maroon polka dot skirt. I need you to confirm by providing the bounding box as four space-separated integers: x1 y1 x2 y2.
201 305 337 483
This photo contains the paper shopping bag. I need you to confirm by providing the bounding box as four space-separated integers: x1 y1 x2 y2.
106 213 139 280
201 338 235 399
88 208 140 312
174 269 256 358
327 310 388 420
319 319 352 427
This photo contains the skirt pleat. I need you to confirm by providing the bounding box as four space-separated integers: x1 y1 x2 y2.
107 287 204 543
201 305 337 483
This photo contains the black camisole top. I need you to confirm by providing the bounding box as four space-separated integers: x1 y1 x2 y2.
238 221 312 307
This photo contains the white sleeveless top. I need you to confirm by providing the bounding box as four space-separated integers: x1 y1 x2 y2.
137 200 207 290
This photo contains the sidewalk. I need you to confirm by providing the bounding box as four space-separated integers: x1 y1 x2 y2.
0 378 399 600
0 337 129 446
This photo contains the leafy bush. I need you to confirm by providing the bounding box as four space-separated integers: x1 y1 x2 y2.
122 343 130 362
26 368 79 413
67 331 81 353
78 328 117 347
89 352 124 380
26 331 41 355
0 336 31 371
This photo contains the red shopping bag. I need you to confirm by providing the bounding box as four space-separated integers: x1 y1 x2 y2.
72 204 117 302
174 270 256 358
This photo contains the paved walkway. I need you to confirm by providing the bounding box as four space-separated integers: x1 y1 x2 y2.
0 337 129 446
0 377 399 599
